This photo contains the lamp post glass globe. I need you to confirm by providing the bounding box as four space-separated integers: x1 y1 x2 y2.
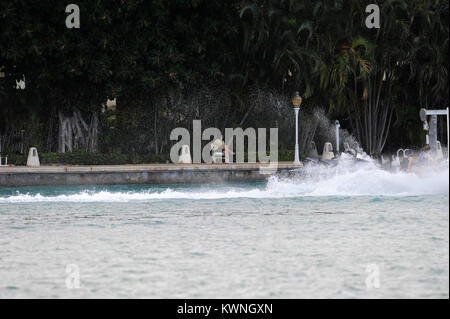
292 91 302 107
292 92 302 164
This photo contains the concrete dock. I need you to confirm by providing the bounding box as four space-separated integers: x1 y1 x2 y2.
0 162 303 187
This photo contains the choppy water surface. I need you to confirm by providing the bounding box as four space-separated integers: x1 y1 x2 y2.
0 162 448 298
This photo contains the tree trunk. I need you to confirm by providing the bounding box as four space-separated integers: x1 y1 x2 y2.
154 109 159 154
348 74 395 156
58 109 98 153
45 106 56 152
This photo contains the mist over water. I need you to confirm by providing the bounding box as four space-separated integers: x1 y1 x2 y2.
270 160 449 197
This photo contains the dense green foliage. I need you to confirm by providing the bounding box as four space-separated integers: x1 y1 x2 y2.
1 0 448 163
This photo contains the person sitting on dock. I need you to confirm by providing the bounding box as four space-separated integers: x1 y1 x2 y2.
407 144 433 171
212 135 234 163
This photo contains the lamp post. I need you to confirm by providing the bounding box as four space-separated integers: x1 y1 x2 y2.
335 120 340 153
292 91 302 164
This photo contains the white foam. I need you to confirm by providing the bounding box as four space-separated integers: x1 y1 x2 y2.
1 162 448 202
267 161 449 197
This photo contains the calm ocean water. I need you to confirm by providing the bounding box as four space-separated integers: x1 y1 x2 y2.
0 162 448 298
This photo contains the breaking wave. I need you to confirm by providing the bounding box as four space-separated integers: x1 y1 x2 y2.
1 161 448 202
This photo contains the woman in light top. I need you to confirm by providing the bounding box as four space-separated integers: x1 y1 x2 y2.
212 135 234 163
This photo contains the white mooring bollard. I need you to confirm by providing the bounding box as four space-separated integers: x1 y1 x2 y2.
321 142 335 160
178 145 192 164
26 147 40 167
